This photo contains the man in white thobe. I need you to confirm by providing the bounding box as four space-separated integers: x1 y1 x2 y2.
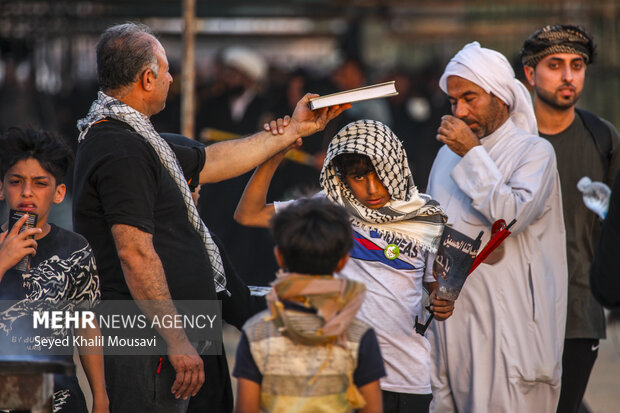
427 42 568 412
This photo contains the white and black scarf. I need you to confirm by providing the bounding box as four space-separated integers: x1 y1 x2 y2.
320 119 446 253
77 91 227 293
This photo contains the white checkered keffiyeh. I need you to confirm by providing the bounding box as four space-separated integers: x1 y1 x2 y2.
77 91 227 293
320 119 446 253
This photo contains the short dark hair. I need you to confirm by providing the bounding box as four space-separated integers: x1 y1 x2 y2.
96 23 159 90
0 126 74 184
332 153 375 178
270 198 352 275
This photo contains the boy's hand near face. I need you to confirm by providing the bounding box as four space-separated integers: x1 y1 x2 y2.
0 214 41 278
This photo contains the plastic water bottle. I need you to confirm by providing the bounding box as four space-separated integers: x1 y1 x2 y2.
576 176 611 220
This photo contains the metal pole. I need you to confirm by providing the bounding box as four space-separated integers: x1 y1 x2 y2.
181 0 196 138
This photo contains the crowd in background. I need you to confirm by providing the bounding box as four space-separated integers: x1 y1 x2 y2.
0 48 452 285
1 19 620 413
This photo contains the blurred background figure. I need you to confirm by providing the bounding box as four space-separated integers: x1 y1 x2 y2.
386 67 448 192
195 46 277 286
330 57 393 126
196 46 269 136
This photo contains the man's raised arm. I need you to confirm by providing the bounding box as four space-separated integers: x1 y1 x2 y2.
199 93 349 183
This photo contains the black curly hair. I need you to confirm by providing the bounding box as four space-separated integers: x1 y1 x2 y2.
0 126 74 184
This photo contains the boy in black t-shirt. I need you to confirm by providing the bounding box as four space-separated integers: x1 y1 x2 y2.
0 127 109 412
233 198 385 413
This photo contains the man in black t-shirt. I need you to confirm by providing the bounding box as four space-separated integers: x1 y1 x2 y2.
73 23 349 413
522 25 620 413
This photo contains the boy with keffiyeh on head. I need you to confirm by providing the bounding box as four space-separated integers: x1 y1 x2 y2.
235 119 454 413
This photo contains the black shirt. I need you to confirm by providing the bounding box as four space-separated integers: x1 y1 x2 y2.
72 118 214 300
0 224 99 413
590 170 620 309
540 114 620 339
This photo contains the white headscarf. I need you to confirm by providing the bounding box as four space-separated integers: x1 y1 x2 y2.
439 41 537 135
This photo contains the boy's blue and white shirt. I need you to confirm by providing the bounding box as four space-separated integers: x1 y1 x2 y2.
341 221 436 394
273 118 448 395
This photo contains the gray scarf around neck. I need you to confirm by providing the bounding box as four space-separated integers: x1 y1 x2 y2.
77 91 227 294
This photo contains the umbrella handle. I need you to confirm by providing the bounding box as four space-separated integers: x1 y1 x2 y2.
415 307 435 336
492 219 507 234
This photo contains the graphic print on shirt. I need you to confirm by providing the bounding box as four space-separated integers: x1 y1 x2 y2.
350 230 417 270
0 245 99 337
53 389 70 412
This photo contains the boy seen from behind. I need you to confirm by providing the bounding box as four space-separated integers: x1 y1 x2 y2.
233 198 385 413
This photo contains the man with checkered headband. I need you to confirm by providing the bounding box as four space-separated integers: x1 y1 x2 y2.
522 24 620 413
426 42 568 412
